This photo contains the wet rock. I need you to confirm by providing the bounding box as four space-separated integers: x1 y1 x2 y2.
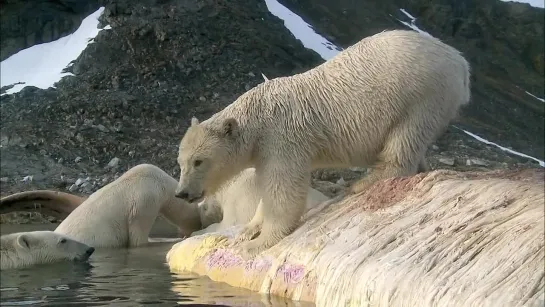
0 135 9 146
76 133 85 143
336 177 346 186
75 177 90 186
439 157 455 166
80 182 93 193
466 158 490 167
21 175 33 183
75 178 84 186
96 124 109 132
107 157 120 168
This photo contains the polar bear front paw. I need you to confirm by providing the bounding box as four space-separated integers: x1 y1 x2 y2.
237 239 267 258
231 223 262 246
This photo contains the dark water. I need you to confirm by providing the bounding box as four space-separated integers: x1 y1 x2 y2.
0 224 314 307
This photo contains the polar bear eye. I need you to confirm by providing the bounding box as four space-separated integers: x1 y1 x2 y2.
60 238 67 244
194 159 203 167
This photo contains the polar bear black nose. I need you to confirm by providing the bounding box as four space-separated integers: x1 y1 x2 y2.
86 247 95 255
176 191 189 200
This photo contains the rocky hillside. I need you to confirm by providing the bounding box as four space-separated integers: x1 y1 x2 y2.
0 0 543 220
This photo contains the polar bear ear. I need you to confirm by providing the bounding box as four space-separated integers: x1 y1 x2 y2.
16 234 31 249
222 118 239 137
191 117 199 127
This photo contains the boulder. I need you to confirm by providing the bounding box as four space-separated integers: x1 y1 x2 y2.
167 168 544 307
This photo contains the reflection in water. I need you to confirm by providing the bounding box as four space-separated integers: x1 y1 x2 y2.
0 224 315 306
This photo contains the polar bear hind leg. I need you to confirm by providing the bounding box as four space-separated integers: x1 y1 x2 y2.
350 110 441 194
418 157 430 173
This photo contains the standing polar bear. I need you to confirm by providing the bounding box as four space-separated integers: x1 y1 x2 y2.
175 29 471 255
192 167 330 235
1 231 95 270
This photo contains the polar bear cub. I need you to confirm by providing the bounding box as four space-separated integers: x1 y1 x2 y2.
193 167 330 235
1 231 95 270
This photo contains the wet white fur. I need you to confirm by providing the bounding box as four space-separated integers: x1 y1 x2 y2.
193 168 330 235
177 29 471 255
1 231 93 270
55 164 201 248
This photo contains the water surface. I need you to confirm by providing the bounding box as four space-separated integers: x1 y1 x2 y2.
1 224 314 307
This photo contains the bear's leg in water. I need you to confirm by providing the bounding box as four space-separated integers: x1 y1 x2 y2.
128 195 158 247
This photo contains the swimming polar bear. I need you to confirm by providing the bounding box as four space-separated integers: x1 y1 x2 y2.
175 29 471 256
0 164 202 248
1 231 95 270
192 167 330 235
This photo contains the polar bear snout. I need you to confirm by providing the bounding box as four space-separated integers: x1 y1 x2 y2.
175 177 205 202
175 187 204 203
75 246 95 261
86 247 95 256
174 189 188 200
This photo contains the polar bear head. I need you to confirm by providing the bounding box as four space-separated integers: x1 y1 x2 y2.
1 231 95 270
197 198 223 228
175 116 241 202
